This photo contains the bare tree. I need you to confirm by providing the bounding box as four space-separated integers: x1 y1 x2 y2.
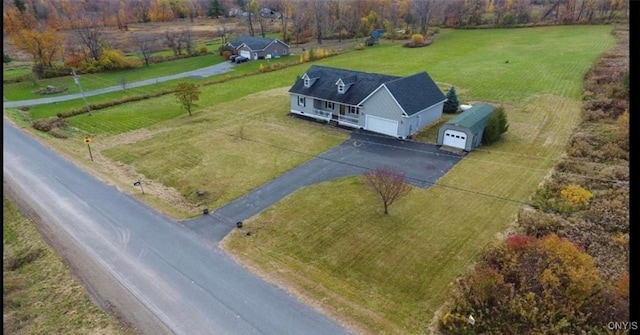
181 27 195 55
413 0 433 35
165 30 184 56
362 166 412 215
132 35 158 66
311 0 326 44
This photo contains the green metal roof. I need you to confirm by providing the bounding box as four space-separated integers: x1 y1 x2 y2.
445 103 496 134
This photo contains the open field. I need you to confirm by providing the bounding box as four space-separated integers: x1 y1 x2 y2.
2 196 138 335
3 24 617 334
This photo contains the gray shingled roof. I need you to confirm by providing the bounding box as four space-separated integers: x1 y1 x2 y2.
289 65 445 114
384 72 446 116
226 36 288 51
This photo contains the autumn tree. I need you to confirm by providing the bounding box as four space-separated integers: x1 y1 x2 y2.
174 82 201 116
4 2 65 76
362 166 412 215
438 234 623 334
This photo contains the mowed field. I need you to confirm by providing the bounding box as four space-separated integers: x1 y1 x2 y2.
4 25 616 334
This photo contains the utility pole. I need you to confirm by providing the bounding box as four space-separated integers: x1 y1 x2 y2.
72 68 92 116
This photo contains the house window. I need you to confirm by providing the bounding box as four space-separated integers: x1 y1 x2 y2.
348 106 360 115
325 101 335 109
338 84 345 93
304 78 310 87
298 96 306 107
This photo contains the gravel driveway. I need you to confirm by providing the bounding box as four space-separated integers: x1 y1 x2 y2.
183 131 462 242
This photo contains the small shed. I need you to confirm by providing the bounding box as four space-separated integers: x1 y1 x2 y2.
437 103 496 151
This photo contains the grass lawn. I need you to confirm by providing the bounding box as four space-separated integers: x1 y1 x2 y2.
3 24 617 334
100 87 348 213
2 52 226 101
3 197 136 335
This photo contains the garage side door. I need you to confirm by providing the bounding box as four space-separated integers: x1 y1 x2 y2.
443 129 467 149
365 115 398 137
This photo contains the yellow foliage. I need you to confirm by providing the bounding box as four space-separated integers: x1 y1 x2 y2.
560 184 593 206
258 64 265 73
411 34 425 45
98 49 142 70
10 28 65 67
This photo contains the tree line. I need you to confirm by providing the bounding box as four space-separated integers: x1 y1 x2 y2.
3 0 628 76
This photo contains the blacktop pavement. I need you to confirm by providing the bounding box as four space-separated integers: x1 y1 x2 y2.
182 130 463 242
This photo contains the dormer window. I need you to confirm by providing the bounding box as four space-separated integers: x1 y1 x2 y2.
302 73 317 88
338 84 345 93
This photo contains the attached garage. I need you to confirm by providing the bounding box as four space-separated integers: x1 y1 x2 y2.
437 103 496 152
365 115 398 137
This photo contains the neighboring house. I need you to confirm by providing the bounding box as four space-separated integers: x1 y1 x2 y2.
436 103 496 151
288 65 447 139
225 36 290 60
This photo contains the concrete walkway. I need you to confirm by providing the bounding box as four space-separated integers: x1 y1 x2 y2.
182 131 462 242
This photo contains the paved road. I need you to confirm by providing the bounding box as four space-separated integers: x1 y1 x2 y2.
184 131 462 242
3 119 353 335
3 62 235 108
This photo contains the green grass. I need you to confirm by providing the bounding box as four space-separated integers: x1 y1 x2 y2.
3 197 136 335
2 53 226 101
218 25 615 334
3 25 618 333
101 87 348 212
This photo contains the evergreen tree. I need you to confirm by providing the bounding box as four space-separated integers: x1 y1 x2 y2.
208 0 223 18
443 86 459 113
482 106 509 144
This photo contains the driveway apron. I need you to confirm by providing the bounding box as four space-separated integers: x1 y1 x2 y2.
182 131 462 242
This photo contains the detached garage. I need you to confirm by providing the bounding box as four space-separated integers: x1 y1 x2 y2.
437 103 496 151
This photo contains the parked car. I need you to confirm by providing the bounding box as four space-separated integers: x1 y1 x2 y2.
229 55 239 62
235 56 249 63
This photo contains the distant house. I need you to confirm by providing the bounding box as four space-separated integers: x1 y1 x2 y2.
436 103 496 151
288 65 447 139
225 36 289 60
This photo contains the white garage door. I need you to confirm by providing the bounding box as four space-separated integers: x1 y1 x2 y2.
240 50 251 58
365 115 398 137
443 129 467 149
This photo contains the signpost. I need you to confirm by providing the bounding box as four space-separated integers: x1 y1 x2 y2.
84 136 93 161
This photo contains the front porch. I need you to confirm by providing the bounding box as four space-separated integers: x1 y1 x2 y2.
313 109 360 128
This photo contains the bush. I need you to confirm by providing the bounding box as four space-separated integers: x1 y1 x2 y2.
31 117 68 132
411 34 424 45
482 106 509 144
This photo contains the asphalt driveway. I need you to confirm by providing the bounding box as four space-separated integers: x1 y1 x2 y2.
183 131 462 242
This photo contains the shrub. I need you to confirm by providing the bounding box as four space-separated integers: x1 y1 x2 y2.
411 34 424 45
482 106 509 144
560 184 593 207
354 43 365 50
199 46 208 54
31 117 68 132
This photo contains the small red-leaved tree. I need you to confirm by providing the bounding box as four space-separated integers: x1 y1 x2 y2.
362 166 412 215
